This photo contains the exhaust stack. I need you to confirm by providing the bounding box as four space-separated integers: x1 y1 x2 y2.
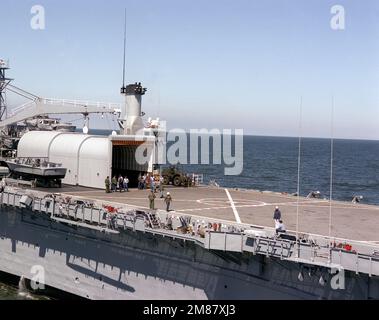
120 82 147 135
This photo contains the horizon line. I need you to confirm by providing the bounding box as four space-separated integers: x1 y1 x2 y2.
86 128 379 142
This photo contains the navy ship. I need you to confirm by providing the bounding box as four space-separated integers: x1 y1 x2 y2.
0 57 378 300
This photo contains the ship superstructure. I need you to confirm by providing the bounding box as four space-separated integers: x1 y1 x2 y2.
0 60 163 188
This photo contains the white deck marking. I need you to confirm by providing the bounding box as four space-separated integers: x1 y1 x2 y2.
225 188 241 223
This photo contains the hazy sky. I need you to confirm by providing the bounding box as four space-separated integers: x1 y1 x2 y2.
1 0 379 139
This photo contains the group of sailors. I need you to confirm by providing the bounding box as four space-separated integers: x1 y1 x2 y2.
105 174 167 194
105 175 129 193
137 174 165 194
306 190 364 204
149 205 287 237
148 190 172 211
105 174 167 196
163 215 238 238
104 173 172 211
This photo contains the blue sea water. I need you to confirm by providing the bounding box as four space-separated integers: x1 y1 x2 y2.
180 135 379 205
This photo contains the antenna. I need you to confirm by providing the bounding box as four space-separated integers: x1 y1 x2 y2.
0 59 12 121
296 96 302 241
328 96 334 240
121 8 127 93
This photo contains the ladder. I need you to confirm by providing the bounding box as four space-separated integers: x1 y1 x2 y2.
147 212 161 229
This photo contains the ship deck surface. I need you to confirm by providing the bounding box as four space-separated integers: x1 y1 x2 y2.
46 185 379 242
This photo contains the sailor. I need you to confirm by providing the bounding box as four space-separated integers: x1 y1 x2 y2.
111 176 117 192
107 212 117 230
166 215 173 230
150 175 155 192
159 175 164 198
352 195 363 204
137 174 142 190
148 191 156 210
276 220 286 234
118 175 124 192
123 176 129 192
273 206 281 229
164 192 172 212
307 190 321 199
105 176 111 193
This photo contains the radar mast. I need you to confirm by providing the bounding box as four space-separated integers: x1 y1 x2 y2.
0 59 12 120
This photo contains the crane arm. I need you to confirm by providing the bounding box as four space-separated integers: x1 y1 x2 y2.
0 98 121 128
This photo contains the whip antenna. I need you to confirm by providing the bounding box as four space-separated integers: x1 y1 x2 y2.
328 96 335 239
122 8 127 91
296 96 302 241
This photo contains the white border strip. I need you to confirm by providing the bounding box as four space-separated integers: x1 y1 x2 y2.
225 188 241 223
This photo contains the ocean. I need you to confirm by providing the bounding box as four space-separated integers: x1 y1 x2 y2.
1 134 378 299
181 135 379 205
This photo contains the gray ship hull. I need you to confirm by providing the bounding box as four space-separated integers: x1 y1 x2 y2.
0 205 378 300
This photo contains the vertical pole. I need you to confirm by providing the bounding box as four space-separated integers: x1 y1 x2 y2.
122 8 127 89
0 65 7 121
329 97 334 239
328 96 334 263
296 97 302 240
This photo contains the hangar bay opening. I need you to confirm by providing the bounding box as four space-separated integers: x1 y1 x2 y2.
112 140 149 188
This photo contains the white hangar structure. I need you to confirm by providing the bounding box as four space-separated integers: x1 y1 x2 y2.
17 131 155 189
6 82 160 189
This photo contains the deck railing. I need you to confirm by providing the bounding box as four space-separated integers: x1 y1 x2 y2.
8 157 63 168
1 186 379 277
8 98 122 118
42 98 121 110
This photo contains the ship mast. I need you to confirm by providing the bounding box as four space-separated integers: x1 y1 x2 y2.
0 59 12 121
121 8 127 93
119 10 147 135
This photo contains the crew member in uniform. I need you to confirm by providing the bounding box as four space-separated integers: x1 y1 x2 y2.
105 176 110 193
159 176 164 198
273 206 281 229
148 191 156 210
111 176 117 192
165 192 172 212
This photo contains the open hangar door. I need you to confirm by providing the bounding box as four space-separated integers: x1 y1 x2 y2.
111 140 152 187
